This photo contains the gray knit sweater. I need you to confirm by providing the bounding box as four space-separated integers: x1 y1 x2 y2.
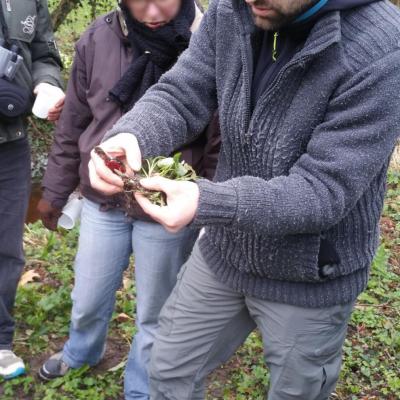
105 0 400 307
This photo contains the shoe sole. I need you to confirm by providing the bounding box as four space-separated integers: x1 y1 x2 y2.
38 366 57 382
2 367 26 380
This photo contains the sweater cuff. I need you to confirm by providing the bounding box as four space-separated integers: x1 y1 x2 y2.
192 179 238 227
103 103 177 158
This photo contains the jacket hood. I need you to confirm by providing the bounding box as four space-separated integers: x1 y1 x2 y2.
294 0 381 24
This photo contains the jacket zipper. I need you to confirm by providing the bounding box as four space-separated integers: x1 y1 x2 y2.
265 55 312 101
243 33 312 139
241 38 310 145
236 30 252 143
250 54 314 131
236 8 320 142
244 53 313 175
272 31 279 61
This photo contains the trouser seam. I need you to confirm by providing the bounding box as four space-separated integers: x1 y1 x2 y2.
266 340 298 397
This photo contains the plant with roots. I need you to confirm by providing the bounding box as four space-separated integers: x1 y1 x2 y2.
94 147 197 206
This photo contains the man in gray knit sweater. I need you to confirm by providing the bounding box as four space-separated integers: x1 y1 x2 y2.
89 0 400 398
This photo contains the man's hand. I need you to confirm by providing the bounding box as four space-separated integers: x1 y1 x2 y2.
47 96 65 122
135 177 200 233
89 133 142 195
37 198 62 231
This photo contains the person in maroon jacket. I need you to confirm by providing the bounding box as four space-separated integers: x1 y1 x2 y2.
37 1 221 398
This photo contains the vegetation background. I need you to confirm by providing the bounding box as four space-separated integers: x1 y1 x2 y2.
0 1 399 399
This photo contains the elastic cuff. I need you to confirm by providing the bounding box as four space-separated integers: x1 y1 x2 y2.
192 179 238 227
34 76 63 90
41 189 68 210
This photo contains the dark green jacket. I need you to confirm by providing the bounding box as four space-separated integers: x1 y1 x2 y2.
0 0 62 143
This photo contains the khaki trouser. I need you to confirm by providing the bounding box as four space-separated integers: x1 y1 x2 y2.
149 241 354 400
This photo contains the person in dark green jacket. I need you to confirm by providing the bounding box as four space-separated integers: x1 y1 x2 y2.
0 0 63 380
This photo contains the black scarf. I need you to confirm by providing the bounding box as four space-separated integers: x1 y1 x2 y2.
109 0 195 112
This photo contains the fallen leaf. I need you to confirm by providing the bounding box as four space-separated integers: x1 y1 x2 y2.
108 360 126 372
19 270 40 286
115 313 133 322
123 277 132 290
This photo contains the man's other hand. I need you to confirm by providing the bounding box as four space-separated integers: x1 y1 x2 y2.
135 177 199 232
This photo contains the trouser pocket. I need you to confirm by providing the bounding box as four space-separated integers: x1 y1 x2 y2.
264 303 354 400
268 341 344 400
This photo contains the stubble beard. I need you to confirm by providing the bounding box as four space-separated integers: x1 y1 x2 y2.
250 0 316 31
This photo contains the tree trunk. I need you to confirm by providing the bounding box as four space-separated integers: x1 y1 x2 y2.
51 0 82 31
91 0 97 21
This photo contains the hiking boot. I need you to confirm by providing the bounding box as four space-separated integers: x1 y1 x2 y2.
39 351 70 381
0 350 26 379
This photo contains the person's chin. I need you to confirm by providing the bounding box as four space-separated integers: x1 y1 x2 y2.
252 12 287 31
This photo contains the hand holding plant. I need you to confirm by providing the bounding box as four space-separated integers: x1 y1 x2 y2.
89 134 200 230
93 146 198 207
89 133 142 195
136 177 200 232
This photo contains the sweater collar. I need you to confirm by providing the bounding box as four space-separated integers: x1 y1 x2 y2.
296 11 341 60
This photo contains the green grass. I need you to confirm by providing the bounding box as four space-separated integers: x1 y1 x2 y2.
0 225 134 399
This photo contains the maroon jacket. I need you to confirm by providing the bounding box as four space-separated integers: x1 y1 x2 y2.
42 10 220 215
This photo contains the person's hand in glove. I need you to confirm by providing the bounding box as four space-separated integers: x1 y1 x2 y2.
37 198 62 231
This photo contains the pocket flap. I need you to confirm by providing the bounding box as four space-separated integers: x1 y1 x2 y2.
7 0 37 43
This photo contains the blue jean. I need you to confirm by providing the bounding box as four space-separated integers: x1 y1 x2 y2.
62 199 198 399
0 138 31 350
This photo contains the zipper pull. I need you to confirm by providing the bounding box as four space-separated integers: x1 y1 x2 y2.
272 31 279 62
5 0 12 12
